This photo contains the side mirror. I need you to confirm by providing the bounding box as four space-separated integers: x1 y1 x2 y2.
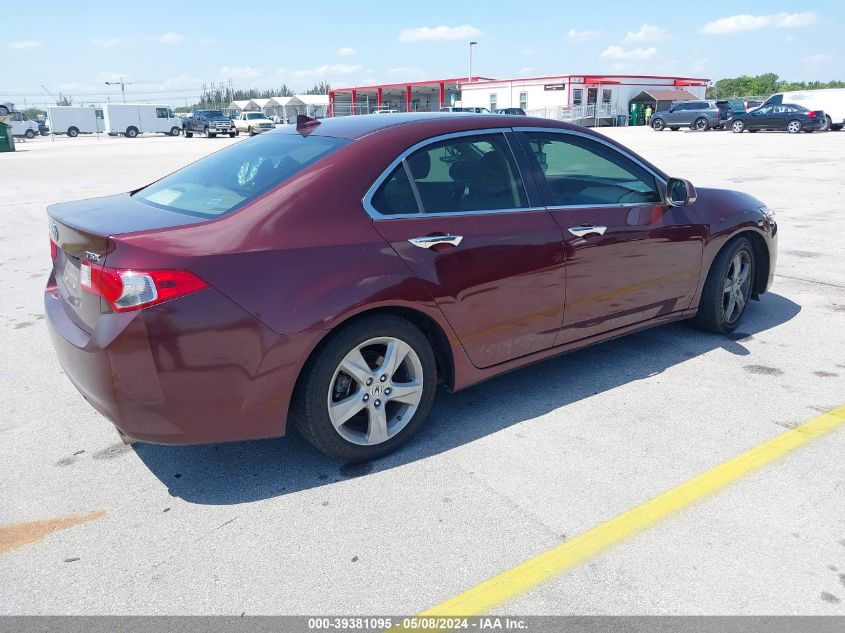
666 178 697 207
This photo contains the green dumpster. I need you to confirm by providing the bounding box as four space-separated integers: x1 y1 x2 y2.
0 122 14 152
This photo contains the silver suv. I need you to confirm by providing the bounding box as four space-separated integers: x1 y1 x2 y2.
651 100 722 131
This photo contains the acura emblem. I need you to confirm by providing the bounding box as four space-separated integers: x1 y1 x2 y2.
50 222 59 241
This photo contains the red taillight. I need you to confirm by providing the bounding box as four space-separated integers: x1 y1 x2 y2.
50 239 58 260
81 262 209 312
807 111 816 118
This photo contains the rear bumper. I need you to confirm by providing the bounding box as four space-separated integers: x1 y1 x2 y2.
45 275 324 445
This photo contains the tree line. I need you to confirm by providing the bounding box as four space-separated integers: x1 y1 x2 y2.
706 73 845 98
174 81 331 112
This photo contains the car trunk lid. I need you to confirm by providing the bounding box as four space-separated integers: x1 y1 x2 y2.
48 193 207 332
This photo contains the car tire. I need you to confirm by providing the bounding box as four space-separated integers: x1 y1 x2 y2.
821 115 832 131
184 129 193 138
170 126 181 137
831 124 843 131
125 126 139 138
691 237 755 334
24 129 35 139
67 127 80 138
787 120 802 134
248 126 255 136
229 132 236 138
208 132 217 138
291 315 438 463
0 105 8 117
693 117 710 131
651 118 665 131
731 120 745 133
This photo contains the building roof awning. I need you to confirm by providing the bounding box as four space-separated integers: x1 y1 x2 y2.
584 78 620 85
630 89 699 103
674 79 707 86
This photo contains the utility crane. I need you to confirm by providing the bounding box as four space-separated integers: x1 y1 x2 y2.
103 77 139 103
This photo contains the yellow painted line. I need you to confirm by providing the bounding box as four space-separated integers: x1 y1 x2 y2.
423 404 845 616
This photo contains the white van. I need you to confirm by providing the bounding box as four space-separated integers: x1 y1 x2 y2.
762 89 845 130
103 104 182 137
47 106 105 136
5 111 39 138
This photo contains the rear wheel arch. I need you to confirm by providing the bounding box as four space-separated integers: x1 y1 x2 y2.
292 306 456 407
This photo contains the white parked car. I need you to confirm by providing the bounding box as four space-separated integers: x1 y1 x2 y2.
371 108 399 114
235 111 275 135
103 104 183 137
761 89 845 131
0 102 14 117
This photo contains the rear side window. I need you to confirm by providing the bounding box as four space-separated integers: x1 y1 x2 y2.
135 133 348 217
370 133 528 215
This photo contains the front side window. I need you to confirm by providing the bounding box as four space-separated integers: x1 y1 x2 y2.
371 133 528 215
95 109 104 119
135 133 348 218
522 132 660 207
156 108 168 119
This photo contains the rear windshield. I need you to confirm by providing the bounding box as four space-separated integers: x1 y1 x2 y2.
134 132 348 217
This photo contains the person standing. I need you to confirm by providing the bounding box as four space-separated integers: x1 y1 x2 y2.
644 104 653 126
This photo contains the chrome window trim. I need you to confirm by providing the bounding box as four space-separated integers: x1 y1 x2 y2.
512 126 668 188
362 127 533 220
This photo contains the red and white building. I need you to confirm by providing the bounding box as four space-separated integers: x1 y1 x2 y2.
328 77 494 116
457 74 709 120
328 73 710 124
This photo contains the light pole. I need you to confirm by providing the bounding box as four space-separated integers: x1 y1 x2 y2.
467 41 477 83
104 77 129 102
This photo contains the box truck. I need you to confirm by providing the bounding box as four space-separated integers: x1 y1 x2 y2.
47 106 105 136
103 104 182 137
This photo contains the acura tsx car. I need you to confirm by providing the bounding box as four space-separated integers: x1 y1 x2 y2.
46 113 777 462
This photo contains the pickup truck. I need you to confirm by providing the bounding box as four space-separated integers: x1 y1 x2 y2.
234 111 276 135
182 109 236 138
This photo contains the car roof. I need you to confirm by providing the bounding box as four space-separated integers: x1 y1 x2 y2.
274 112 583 140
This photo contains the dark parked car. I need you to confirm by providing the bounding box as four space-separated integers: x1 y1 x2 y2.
714 100 745 125
651 100 722 131
38 121 50 136
730 103 824 133
45 114 777 462
182 109 236 138
494 108 527 115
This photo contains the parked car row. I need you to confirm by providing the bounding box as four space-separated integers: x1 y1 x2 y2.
651 88 845 134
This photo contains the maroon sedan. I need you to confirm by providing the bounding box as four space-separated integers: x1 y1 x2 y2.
46 114 777 462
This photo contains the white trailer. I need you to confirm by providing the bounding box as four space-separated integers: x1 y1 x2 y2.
103 104 182 137
47 106 105 136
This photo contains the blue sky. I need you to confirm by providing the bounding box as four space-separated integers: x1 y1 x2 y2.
3 0 843 107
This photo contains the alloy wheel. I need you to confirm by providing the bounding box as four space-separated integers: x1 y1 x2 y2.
327 337 424 446
732 121 744 133
722 251 752 324
787 120 801 134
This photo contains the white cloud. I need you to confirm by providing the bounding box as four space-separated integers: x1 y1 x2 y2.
521 48 535 56
624 24 669 43
91 37 121 48
291 63 362 78
802 53 831 72
398 24 481 42
701 12 817 35
600 45 657 61
519 67 535 75
8 40 41 49
691 58 709 72
219 65 261 80
337 47 356 57
567 29 600 42
148 32 184 44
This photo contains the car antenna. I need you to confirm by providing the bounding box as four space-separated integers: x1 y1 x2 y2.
296 114 320 130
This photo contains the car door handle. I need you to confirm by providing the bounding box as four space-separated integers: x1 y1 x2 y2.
408 235 463 248
568 225 607 238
